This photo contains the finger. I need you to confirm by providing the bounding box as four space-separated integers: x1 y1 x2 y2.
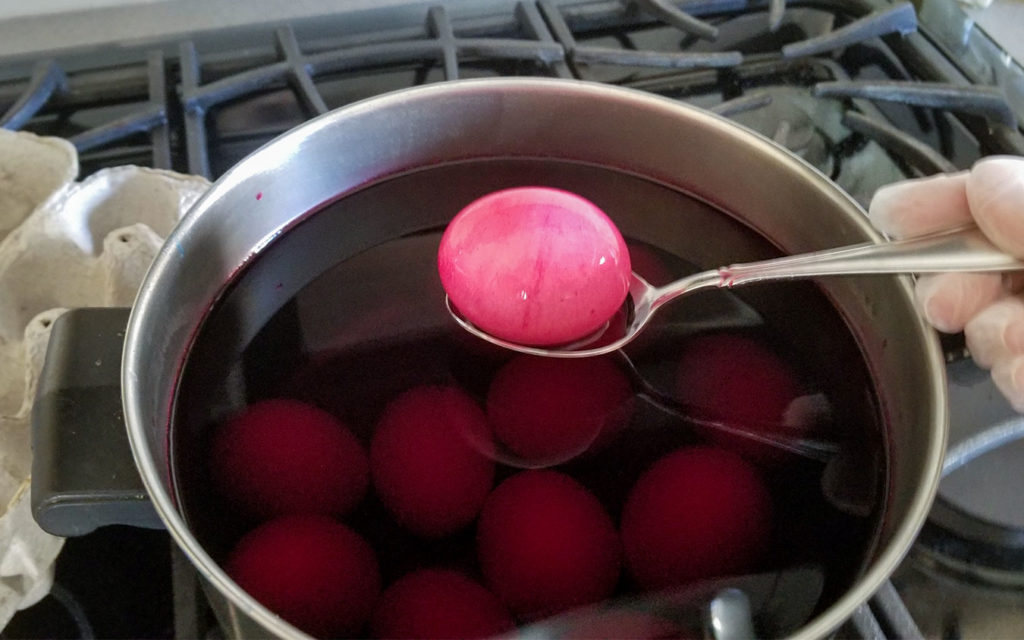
868 171 970 239
914 272 1004 333
964 297 1024 368
966 156 1024 257
991 354 1024 412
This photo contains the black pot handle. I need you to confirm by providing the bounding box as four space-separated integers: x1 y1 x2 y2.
31 307 163 536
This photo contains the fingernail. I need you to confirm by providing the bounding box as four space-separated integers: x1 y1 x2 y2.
968 157 1024 257
965 298 1024 368
868 182 911 236
1007 321 1024 354
914 273 1002 334
991 355 1024 412
916 276 960 332
967 321 1001 369
868 172 969 239
969 158 1023 207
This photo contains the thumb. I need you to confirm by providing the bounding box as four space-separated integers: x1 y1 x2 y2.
991 354 1024 413
967 156 1024 257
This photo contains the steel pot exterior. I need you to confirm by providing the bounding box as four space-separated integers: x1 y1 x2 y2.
122 78 947 639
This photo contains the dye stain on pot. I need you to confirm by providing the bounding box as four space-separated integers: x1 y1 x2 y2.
171 160 887 639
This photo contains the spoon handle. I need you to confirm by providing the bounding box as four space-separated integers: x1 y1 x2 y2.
718 226 1024 287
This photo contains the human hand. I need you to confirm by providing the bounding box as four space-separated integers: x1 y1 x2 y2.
868 156 1024 410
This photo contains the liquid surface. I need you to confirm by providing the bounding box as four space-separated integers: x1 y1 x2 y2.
172 159 886 639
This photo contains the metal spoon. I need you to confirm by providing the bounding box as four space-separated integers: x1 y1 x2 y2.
508 564 825 640
447 226 1024 358
614 350 840 462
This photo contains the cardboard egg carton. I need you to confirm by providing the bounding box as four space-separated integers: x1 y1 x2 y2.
0 129 209 628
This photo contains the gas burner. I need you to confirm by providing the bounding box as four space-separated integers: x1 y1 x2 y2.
896 502 1024 639
885 359 1024 639
919 497 1024 584
915 368 1024 585
931 359 1024 573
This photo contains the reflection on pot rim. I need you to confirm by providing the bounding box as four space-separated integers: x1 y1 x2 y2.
121 78 947 639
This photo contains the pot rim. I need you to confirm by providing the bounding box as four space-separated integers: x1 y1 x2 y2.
122 77 948 640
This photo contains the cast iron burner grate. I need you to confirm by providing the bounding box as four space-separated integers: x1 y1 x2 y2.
1 0 1021 183
2 1 1023 639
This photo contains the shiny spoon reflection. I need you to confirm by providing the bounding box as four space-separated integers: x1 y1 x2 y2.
509 564 825 640
446 226 1024 358
612 351 839 463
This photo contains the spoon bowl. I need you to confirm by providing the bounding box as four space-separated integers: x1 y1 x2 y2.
446 226 1024 358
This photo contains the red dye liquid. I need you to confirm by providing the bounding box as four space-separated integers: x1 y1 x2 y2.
173 160 885 639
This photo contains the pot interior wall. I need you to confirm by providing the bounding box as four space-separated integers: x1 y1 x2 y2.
124 78 945 640
171 157 886 636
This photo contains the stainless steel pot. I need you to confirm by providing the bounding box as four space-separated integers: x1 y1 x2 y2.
120 78 947 639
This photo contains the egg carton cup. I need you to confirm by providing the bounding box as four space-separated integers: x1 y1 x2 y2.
0 129 210 628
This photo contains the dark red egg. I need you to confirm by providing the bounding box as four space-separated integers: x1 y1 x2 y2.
620 447 772 590
437 187 632 346
371 386 495 537
210 398 368 519
486 355 633 466
371 569 513 639
675 333 806 461
477 470 621 619
226 515 380 638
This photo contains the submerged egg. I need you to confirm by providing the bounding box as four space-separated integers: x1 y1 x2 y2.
437 187 632 346
210 399 369 519
486 355 633 466
370 386 495 537
620 447 772 589
477 470 621 619
675 333 807 461
226 515 380 638
371 569 513 639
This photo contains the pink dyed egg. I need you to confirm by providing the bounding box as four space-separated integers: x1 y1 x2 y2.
438 187 632 346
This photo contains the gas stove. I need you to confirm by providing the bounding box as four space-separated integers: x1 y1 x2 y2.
2 0 1023 638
